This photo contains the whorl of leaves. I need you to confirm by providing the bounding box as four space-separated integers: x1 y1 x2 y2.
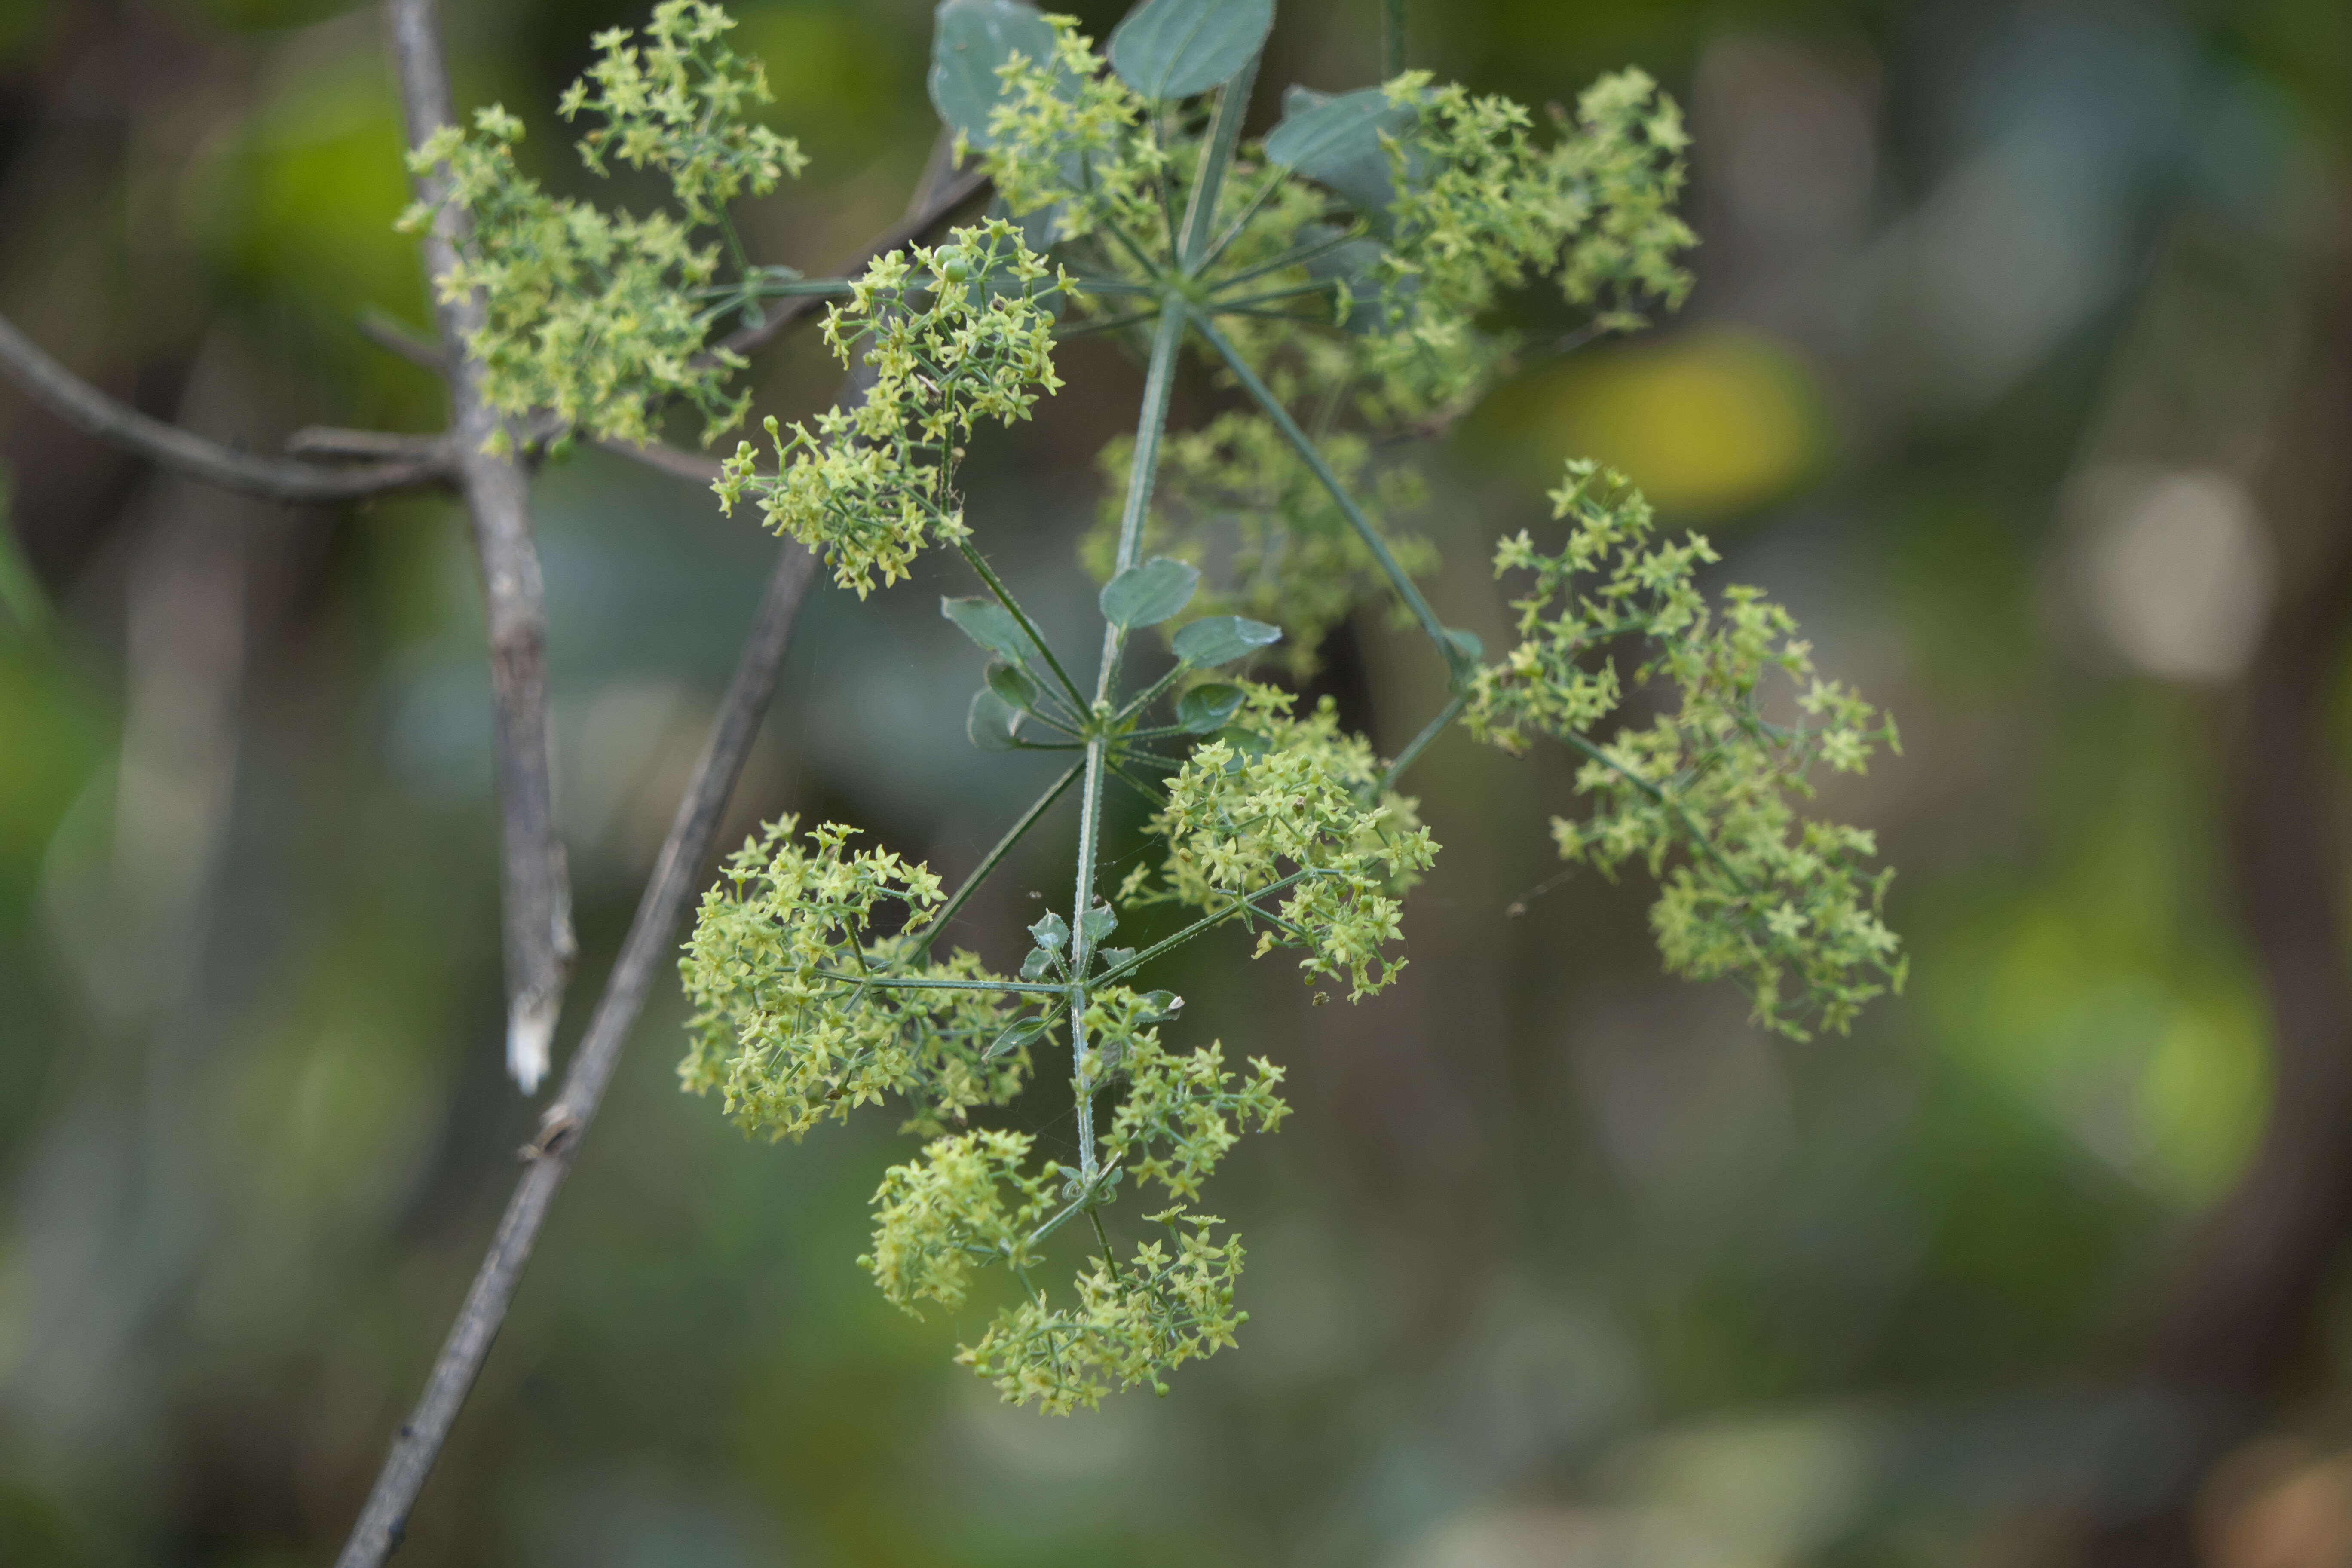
1467 459 1905 1038
1083 413 1435 679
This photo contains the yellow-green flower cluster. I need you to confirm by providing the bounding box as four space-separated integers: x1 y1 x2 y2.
711 221 1070 596
558 0 808 225
983 19 1166 255
861 1129 1055 1313
1103 1035 1289 1202
1142 687 1438 1000
401 108 747 449
678 817 1029 1140
956 1208 1246 1413
398 4 812 449
1084 413 1435 678
1467 459 1905 1038
1378 69 1693 334
853 990 1285 1414
1546 69 1699 330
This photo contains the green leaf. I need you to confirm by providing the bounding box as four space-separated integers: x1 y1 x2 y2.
1029 911 1071 951
987 660 1041 710
1135 989 1184 1023
1444 626 1485 663
1171 614 1283 667
985 1014 1053 1059
1262 84 1417 213
1079 902 1119 943
929 0 1058 150
1020 947 1055 980
1107 0 1272 101
1100 557 1200 629
1175 682 1246 732
1097 945 1137 971
942 595 1033 664
968 687 1023 751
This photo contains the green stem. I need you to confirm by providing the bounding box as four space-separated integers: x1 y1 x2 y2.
1383 0 1407 77
1088 868 1326 990
815 971 1066 995
1089 1209 1124 1283
1369 692 1465 799
1212 279 1350 313
1107 763 1170 807
1055 306 1163 341
906 762 1084 953
1097 213 1170 283
1115 658 1191 722
1190 309 1464 680
1207 226 1364 294
1095 301 1192 698
955 538 1090 711
751 277 858 297
1558 730 1754 894
1195 165 1290 277
1179 53 1261 272
1070 299 1191 1183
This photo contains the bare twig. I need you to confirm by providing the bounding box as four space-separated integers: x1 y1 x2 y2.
332 127 971 1568
593 435 724 486
712 161 990 360
0 312 452 501
358 308 448 372
331 534 822 1568
390 0 574 1092
287 426 447 462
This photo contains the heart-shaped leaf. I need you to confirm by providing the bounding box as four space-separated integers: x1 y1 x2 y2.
1108 0 1272 101
929 0 1058 150
1171 614 1283 667
1099 556 1200 629
986 660 1040 710
1175 682 1246 732
941 595 1033 664
1263 83 1418 214
1029 911 1071 951
968 687 1023 751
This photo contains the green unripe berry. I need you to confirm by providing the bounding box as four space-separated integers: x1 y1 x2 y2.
933 247 972 285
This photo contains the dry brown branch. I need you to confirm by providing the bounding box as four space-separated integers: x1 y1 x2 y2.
389 0 574 1093
0 312 453 501
331 111 971 1568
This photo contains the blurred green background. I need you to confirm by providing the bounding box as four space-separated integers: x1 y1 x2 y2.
3 0 2351 1564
